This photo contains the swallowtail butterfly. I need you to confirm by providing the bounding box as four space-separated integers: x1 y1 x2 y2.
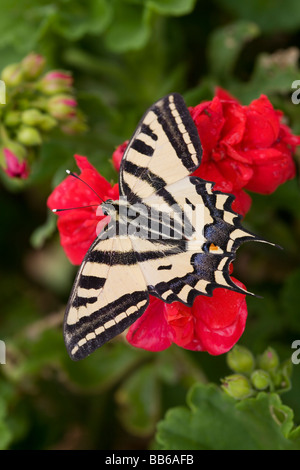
64 93 268 361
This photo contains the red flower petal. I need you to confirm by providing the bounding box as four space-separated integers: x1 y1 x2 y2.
189 97 225 160
218 101 246 147
216 87 240 104
112 141 128 172
126 297 173 351
47 154 119 264
217 156 253 190
193 160 233 194
244 148 296 194
165 302 195 347
230 189 252 216
127 278 248 355
193 278 248 355
243 95 280 148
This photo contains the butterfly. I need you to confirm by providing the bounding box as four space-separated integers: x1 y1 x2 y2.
63 93 267 361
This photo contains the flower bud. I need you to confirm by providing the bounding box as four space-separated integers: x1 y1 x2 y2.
251 369 271 390
21 53 45 80
272 360 293 391
257 347 279 372
38 114 57 132
2 148 28 179
227 345 255 374
47 94 77 120
4 110 22 127
39 71 73 94
3 141 27 160
1 63 24 87
17 126 42 146
60 112 87 135
21 109 44 126
221 374 253 400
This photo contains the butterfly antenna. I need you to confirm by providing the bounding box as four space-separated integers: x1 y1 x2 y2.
51 170 105 213
52 204 99 213
66 169 105 202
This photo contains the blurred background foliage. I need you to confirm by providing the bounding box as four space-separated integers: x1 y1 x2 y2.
0 0 300 450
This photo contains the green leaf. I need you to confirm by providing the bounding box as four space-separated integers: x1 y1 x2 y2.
53 0 112 40
215 0 300 33
116 363 160 436
208 21 260 79
234 47 300 103
0 395 12 449
104 2 152 53
147 0 197 16
0 1 56 53
62 342 150 392
30 211 57 249
156 383 300 449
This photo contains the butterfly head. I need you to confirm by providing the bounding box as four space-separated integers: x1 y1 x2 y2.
101 199 116 216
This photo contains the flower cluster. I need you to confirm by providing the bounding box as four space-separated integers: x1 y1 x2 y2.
221 345 292 399
0 53 86 180
190 88 299 215
48 89 300 355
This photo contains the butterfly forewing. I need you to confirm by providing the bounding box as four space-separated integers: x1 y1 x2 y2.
119 93 202 202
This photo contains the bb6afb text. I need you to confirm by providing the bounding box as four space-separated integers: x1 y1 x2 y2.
105 454 193 467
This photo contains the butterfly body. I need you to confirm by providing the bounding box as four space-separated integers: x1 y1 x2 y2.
64 93 264 361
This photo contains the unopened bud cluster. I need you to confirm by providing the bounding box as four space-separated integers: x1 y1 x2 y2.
221 345 292 400
0 53 87 180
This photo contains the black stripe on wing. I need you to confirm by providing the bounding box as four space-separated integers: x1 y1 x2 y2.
87 247 184 265
119 93 202 200
189 177 260 251
65 290 149 361
153 93 202 173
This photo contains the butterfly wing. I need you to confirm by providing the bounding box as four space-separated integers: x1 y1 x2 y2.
64 228 149 360
119 93 202 202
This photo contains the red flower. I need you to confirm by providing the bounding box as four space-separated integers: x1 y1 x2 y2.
189 88 300 214
47 155 118 265
126 278 247 355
